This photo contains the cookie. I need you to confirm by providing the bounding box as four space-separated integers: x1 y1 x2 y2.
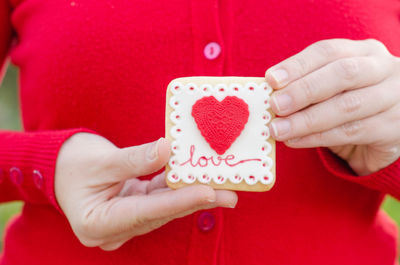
165 77 275 192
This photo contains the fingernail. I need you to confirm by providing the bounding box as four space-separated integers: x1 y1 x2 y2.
207 198 216 203
147 139 160 161
272 93 292 112
270 119 291 138
269 69 289 87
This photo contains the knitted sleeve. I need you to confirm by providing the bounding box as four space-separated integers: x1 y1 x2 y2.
0 0 11 81
0 3 92 212
318 148 400 200
0 130 94 211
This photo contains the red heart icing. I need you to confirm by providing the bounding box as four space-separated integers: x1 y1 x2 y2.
191 96 249 155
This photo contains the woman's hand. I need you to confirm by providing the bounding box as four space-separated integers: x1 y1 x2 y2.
265 39 400 176
55 133 237 251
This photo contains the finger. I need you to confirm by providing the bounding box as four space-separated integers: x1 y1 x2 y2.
135 185 237 220
270 56 390 116
100 189 238 249
146 172 167 193
284 107 399 148
119 178 149 196
113 138 171 181
118 171 168 196
269 81 398 141
265 39 388 89
100 241 124 252
213 190 238 208
171 190 238 217
96 189 238 250
130 190 237 237
148 187 171 195
100 185 236 236
133 190 237 227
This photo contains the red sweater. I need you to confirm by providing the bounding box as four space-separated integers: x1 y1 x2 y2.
1 0 400 264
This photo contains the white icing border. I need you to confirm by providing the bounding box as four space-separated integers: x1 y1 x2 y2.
168 81 274 186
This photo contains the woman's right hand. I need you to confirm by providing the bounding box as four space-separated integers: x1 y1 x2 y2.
54 133 237 251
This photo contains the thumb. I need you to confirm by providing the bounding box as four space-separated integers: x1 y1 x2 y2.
99 185 231 237
115 138 171 180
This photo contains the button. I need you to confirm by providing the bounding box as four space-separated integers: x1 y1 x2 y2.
203 42 221 60
197 211 215 232
33 170 44 189
10 167 23 185
0 168 4 184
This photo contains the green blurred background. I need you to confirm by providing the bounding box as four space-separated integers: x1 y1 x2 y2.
0 65 400 255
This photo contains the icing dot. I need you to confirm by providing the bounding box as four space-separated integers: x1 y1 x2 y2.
202 174 207 179
234 87 239 91
177 128 181 132
172 174 178 180
262 144 269 152
176 115 180 119
189 175 194 180
172 161 175 165
261 132 265 136
264 99 268 104
190 87 194 91
264 176 269 180
203 87 208 91
174 101 179 105
173 146 177 150
219 88 224 92
262 163 266 167
249 87 254 91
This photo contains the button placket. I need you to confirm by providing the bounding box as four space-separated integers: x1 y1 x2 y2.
187 208 225 265
204 42 221 60
0 168 4 184
190 0 224 75
188 0 225 264
197 211 216 232
33 170 44 189
9 167 23 185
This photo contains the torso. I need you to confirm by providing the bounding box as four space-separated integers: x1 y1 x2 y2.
2 0 400 264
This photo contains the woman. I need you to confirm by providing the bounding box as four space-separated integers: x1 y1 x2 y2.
1 0 400 264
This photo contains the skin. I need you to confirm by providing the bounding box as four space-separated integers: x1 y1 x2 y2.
55 133 238 251
55 38 400 251
266 38 400 176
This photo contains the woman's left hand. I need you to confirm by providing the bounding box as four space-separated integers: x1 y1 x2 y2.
265 39 400 176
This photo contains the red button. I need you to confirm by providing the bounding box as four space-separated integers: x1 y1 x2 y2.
33 170 44 189
203 42 221 60
197 211 215 232
0 168 4 184
10 167 23 185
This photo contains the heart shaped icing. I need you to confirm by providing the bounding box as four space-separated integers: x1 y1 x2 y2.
191 96 249 155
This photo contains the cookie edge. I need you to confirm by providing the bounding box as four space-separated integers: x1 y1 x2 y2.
165 76 276 192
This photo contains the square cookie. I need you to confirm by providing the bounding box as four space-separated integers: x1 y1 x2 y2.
165 77 275 192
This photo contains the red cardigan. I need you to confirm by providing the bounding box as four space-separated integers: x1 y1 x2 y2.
1 0 400 264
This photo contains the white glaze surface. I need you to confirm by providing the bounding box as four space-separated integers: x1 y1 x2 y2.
167 80 274 185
